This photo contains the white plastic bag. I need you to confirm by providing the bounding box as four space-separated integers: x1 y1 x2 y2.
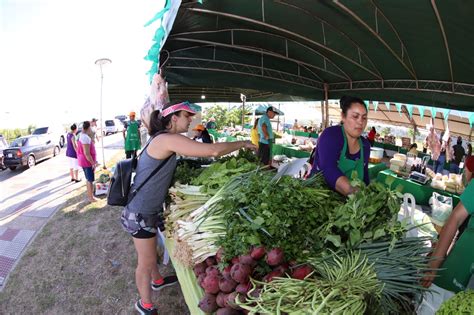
398 193 437 238
417 284 454 315
429 192 453 226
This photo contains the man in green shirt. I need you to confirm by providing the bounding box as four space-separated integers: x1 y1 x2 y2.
257 106 278 165
123 111 141 159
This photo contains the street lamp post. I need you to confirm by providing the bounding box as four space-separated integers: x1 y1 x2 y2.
94 58 112 170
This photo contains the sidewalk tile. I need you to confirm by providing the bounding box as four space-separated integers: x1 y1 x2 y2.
0 229 20 241
0 255 16 278
0 230 35 260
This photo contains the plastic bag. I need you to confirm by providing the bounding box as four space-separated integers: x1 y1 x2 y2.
417 283 454 315
429 192 453 226
140 73 170 131
398 193 437 238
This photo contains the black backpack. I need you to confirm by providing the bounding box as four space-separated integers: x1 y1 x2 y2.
107 132 171 206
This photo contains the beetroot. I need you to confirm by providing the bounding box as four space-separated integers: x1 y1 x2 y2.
239 254 257 267
219 275 237 293
202 274 220 294
216 292 228 308
235 282 251 295
288 259 298 266
275 262 290 275
216 308 240 315
250 246 266 260
193 262 207 277
291 265 313 280
198 293 218 313
266 248 284 266
197 273 207 288
263 269 284 282
231 256 240 265
221 265 232 278
248 288 261 298
206 266 220 277
230 263 252 284
216 248 224 263
205 256 217 267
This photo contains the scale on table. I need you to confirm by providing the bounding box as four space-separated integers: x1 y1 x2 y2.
409 171 429 185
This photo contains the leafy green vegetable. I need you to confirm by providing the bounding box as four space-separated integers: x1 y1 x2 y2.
437 290 474 315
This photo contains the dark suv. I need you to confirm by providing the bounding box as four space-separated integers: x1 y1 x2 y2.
3 135 60 170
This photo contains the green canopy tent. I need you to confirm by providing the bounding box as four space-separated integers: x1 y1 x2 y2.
156 0 474 116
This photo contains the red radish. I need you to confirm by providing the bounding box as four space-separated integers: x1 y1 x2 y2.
216 307 240 315
263 269 284 282
205 256 217 266
221 265 232 278
231 256 240 265
266 248 284 266
250 246 265 260
216 292 228 308
197 273 207 288
235 282 251 295
239 254 257 267
206 266 220 277
198 293 218 313
193 262 207 277
219 276 237 293
230 263 252 284
216 248 224 263
202 275 220 294
225 292 243 310
275 262 290 274
291 265 313 280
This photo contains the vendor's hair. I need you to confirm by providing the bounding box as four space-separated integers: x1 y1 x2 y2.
149 103 181 135
253 118 259 129
410 143 418 149
83 121 91 130
70 124 77 131
339 95 367 116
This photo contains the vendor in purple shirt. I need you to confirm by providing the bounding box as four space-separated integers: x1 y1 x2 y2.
310 95 370 196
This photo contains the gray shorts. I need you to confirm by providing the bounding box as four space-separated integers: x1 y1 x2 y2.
120 209 160 235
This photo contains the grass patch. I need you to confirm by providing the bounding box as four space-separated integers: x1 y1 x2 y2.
0 152 189 314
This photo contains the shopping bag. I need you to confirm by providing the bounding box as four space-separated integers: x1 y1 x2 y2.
429 192 453 226
417 283 455 315
398 193 437 238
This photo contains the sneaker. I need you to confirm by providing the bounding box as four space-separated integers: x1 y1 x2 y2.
134 300 157 315
151 275 178 291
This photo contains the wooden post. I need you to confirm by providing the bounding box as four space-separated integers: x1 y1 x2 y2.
320 100 325 130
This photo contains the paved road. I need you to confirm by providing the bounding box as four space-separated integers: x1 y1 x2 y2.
0 133 125 289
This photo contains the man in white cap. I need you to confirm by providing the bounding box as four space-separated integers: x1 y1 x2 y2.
257 106 278 165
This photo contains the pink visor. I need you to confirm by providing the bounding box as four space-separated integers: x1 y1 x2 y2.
161 102 197 117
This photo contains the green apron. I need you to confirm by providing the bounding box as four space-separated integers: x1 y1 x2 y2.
338 125 365 182
434 181 474 292
124 121 141 151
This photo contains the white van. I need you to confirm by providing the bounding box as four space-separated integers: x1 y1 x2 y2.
104 119 124 135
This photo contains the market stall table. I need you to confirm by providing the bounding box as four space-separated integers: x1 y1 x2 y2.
284 130 319 139
376 169 461 207
272 144 311 158
368 163 388 181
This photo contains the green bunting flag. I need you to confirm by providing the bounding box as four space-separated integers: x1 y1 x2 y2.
144 0 171 27
430 107 437 119
364 100 370 109
469 113 474 128
442 108 451 121
395 103 402 116
385 102 391 111
417 105 425 121
373 101 378 112
406 104 414 118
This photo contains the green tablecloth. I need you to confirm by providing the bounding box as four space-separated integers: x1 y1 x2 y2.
164 238 205 315
376 169 460 207
284 130 319 139
272 144 311 158
368 163 388 181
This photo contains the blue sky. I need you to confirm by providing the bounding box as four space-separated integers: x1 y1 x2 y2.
1 0 163 128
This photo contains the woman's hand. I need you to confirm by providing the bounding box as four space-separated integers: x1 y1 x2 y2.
243 141 257 151
421 269 437 288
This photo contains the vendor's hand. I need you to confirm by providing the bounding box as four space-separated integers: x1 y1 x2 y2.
421 270 437 288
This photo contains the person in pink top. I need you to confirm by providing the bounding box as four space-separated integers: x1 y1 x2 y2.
77 121 98 202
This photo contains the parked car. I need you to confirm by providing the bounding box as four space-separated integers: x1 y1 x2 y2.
0 135 8 170
104 119 124 135
3 135 60 170
32 126 67 148
115 115 128 124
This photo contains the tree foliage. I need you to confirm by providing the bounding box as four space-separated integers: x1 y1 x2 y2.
202 104 252 129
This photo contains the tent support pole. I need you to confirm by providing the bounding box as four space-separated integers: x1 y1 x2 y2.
324 83 329 128
321 100 325 130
